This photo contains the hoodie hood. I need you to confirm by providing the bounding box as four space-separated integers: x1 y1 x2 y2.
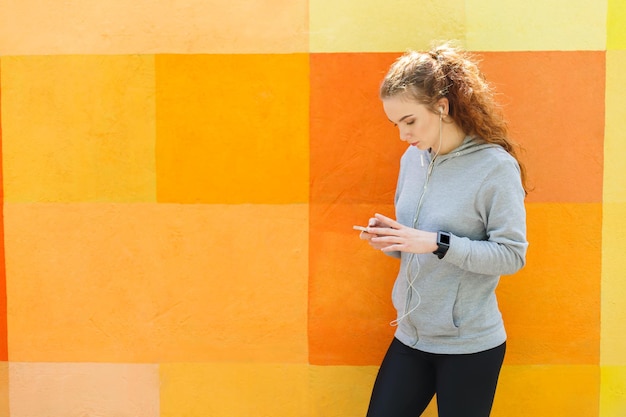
429 135 498 162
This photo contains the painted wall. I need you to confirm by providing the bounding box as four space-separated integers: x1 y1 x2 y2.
0 0 624 416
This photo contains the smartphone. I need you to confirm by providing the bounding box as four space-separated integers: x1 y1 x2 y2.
352 225 369 232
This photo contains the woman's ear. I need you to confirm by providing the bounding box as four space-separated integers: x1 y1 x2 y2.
436 98 449 116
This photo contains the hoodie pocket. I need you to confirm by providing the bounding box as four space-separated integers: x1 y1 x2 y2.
410 281 461 338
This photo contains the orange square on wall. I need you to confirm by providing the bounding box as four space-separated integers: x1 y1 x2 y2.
0 63 6 363
309 51 603 367
309 53 411 365
310 52 406 206
478 51 605 204
309 203 602 366
156 54 310 204
308 202 398 366
498 203 601 365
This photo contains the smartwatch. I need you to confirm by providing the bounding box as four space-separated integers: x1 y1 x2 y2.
433 231 451 259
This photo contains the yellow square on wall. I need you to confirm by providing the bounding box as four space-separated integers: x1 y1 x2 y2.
608 0 626 50
604 51 626 204
160 363 309 417
1 55 157 203
309 0 466 53
466 0 607 51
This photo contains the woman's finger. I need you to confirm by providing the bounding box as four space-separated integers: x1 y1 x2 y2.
374 213 405 230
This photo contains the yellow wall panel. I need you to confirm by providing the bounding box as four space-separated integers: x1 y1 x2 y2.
602 52 626 368
493 365 599 417
5 203 308 363
308 365 600 417
604 51 626 204
308 365 377 417
308 365 437 417
0 0 308 55
309 0 465 53
601 203 626 366
608 0 626 50
156 54 309 204
160 363 308 417
601 366 626 417
1 55 156 203
9 363 159 417
466 0 607 51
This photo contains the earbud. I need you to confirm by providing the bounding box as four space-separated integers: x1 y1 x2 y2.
439 107 444 114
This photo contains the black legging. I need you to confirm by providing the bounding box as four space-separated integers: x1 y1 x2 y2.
366 338 506 417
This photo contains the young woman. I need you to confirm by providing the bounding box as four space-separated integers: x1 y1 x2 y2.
358 42 529 417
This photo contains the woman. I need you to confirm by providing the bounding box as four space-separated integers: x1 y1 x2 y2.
358 42 528 417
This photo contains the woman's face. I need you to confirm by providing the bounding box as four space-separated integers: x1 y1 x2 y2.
382 95 440 151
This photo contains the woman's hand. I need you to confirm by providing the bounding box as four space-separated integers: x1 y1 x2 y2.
364 213 438 254
358 216 391 251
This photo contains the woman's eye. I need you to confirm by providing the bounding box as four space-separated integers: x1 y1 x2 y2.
406 120 415 125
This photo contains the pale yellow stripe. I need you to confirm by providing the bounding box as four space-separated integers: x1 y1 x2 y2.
602 52 626 367
608 0 626 50
1 55 156 203
5 203 308 363
9 362 159 417
601 203 626 365
604 51 626 204
309 0 466 53
466 0 607 51
0 0 308 55
601 366 626 417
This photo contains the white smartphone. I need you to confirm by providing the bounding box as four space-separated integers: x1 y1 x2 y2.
352 225 369 232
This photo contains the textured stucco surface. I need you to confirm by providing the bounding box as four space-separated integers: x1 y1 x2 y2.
0 1 624 416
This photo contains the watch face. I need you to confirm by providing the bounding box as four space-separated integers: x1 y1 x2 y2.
440 233 450 245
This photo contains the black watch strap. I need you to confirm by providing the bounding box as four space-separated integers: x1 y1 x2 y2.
433 231 451 259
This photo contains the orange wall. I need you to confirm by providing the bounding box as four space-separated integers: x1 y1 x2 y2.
0 1 625 416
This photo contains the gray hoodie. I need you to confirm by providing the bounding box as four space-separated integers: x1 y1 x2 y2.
390 136 528 354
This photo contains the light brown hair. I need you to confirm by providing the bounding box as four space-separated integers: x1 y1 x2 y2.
380 41 529 194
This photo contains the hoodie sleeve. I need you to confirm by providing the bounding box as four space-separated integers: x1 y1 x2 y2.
443 156 528 275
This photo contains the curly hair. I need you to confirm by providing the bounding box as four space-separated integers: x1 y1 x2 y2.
380 41 528 194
